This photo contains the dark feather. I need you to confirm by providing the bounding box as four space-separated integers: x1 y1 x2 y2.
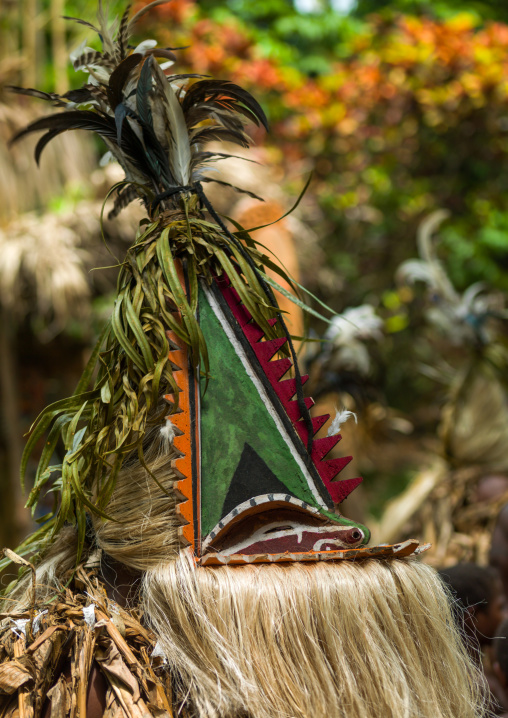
190 126 250 148
142 126 175 189
9 111 119 163
72 50 104 71
8 85 52 100
230 102 268 129
108 184 139 219
136 57 154 130
86 84 110 105
115 103 128 145
182 79 268 131
35 130 64 165
127 0 171 33
110 105 164 183
208 107 246 132
107 53 143 109
116 110 173 189
13 7 267 205
186 105 247 135
222 82 269 130
166 73 207 82
133 58 175 186
184 105 212 128
62 16 100 32
116 5 131 61
22 111 145 167
114 100 139 133
63 88 96 104
200 177 264 201
214 97 266 130
10 110 114 141
100 93 170 184
102 52 117 67
194 151 261 165
7 86 66 106
145 48 178 63
160 45 190 51
185 102 260 140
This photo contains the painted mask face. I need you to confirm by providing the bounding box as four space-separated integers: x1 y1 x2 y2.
164 268 421 565
166 268 368 564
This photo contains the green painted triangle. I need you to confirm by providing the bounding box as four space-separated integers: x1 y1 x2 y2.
199 283 327 538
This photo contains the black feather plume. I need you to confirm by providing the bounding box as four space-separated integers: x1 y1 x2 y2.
116 5 131 61
11 3 268 210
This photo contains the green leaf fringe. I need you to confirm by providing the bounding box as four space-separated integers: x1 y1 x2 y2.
18 194 287 565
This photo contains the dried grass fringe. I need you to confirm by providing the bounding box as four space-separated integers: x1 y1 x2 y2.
0 567 174 718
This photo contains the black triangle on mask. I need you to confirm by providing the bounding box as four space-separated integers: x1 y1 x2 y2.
221 442 295 520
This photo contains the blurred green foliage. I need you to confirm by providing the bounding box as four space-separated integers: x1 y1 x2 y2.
354 0 508 22
123 2 508 292
21 0 508 413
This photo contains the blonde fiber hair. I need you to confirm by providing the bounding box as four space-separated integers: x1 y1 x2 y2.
143 553 486 718
91 424 181 572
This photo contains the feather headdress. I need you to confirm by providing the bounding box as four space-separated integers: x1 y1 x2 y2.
10 1 267 217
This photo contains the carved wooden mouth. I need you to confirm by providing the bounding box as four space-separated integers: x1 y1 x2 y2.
203 494 365 556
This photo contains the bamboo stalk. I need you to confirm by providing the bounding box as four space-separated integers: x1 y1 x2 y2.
0 2 18 66
50 0 66 94
21 0 37 88
13 638 28 718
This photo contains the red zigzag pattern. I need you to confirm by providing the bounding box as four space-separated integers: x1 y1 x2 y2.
215 274 362 505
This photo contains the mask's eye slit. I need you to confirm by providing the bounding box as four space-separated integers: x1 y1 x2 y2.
263 525 293 535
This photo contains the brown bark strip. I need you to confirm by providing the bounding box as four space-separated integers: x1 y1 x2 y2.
95 610 151 696
26 626 65 655
0 693 19 718
95 637 150 718
46 676 69 718
13 638 29 718
77 627 96 718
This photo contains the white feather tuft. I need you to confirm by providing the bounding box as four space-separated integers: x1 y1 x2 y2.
99 151 114 167
82 604 96 629
132 39 158 55
10 618 29 639
33 610 48 634
325 305 383 345
327 409 357 437
160 418 176 447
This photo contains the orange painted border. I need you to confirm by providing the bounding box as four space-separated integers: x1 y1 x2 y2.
164 262 200 551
